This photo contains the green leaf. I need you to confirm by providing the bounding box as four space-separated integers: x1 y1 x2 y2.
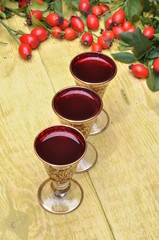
119 32 133 45
143 0 150 12
146 68 154 91
54 0 62 15
154 16 159 21
0 11 6 19
140 16 152 25
124 0 144 22
3 8 13 18
118 46 133 51
63 0 73 8
31 16 48 30
72 1 79 10
111 52 137 63
146 69 159 91
31 0 48 11
153 33 159 41
146 48 159 59
103 11 111 23
80 14 87 26
132 27 153 58
152 71 159 91
100 0 112 2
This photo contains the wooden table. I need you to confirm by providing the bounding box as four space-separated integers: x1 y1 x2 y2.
1 4 159 240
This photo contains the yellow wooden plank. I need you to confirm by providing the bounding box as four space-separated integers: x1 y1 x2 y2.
0 16 114 240
89 60 159 239
37 16 159 240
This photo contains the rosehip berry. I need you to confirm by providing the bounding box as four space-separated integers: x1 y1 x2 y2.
130 64 149 79
86 14 99 31
92 5 102 18
0 6 2 11
78 0 91 12
52 26 64 39
59 18 69 30
98 36 111 49
20 34 39 49
64 28 77 40
127 26 136 33
70 16 84 33
19 0 27 8
91 43 102 52
122 21 131 31
153 58 159 73
112 26 124 39
99 4 110 14
81 32 93 46
31 27 49 42
112 8 125 25
143 26 155 40
19 43 32 59
46 13 63 27
102 30 114 41
105 17 113 30
29 10 43 21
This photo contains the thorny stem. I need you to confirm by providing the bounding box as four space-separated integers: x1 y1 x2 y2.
0 19 20 44
5 7 26 18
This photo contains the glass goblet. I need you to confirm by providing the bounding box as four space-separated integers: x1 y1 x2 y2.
52 86 103 173
34 125 86 214
70 52 117 136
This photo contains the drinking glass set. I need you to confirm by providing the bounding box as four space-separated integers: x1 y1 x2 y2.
34 52 117 214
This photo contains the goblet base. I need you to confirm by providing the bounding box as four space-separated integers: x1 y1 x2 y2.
89 109 109 136
76 141 97 173
38 178 83 214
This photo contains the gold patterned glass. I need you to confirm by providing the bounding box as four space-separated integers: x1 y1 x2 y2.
34 125 86 214
70 52 117 135
52 86 103 173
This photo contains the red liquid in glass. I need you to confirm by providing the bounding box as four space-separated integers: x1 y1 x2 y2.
71 53 116 83
35 126 85 165
53 87 101 121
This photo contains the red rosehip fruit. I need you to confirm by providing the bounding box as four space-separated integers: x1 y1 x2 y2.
86 14 99 31
143 26 155 40
64 28 77 40
19 43 32 59
91 42 102 52
29 10 43 21
153 58 159 73
81 32 93 46
70 16 84 32
130 64 149 79
112 8 125 25
20 34 39 49
31 27 49 42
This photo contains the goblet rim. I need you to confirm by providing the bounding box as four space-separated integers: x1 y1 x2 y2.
52 85 103 123
70 51 117 86
34 124 87 168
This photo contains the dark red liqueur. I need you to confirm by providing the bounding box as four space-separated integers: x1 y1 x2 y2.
71 52 117 83
35 126 85 165
53 87 101 121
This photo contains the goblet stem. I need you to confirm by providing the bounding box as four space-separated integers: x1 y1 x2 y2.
51 180 71 198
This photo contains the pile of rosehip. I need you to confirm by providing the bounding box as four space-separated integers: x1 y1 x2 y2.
18 0 159 79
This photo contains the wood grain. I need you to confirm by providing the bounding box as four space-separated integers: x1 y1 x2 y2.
1 2 159 240
0 14 114 240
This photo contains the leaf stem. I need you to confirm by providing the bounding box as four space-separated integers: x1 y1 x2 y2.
0 19 20 44
5 7 26 18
